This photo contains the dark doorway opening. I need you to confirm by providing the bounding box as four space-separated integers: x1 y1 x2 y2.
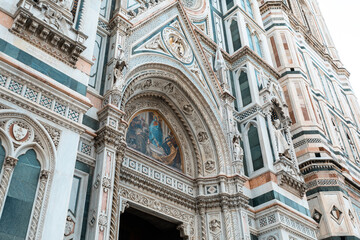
119 207 183 240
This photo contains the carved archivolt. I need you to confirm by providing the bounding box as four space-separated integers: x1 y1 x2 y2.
125 95 196 177
121 64 232 176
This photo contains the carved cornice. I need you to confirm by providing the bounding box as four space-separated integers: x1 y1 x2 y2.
120 167 196 209
11 0 87 66
94 126 126 151
109 14 132 34
4 156 18 168
299 159 344 175
274 157 306 197
196 192 249 210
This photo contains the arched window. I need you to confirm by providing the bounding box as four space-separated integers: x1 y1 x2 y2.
239 70 252 107
0 149 41 239
246 27 254 51
230 20 242 51
0 140 5 173
245 0 254 18
254 34 262 57
248 124 264 171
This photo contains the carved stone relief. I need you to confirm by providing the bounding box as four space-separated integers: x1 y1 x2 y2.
163 27 193 64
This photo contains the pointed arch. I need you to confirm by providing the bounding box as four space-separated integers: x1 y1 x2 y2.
120 63 232 176
0 110 56 172
0 110 56 239
0 149 41 239
0 128 13 159
0 139 5 177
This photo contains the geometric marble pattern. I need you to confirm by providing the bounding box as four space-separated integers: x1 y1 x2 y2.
0 74 6 87
39 95 53 109
24 88 38 102
80 142 92 156
68 109 80 122
122 157 194 196
0 70 81 123
279 214 316 238
54 101 66 116
8 79 23 95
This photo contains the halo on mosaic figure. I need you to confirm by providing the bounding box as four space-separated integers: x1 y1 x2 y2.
126 109 184 172
121 63 232 175
124 92 198 177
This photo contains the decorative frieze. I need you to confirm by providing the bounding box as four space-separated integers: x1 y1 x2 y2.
0 71 85 124
122 157 195 200
119 186 193 223
274 157 307 197
11 0 87 65
279 214 316 239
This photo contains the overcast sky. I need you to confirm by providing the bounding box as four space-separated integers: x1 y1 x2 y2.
317 0 360 98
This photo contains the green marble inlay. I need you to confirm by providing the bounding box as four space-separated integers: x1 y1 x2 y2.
306 186 348 197
0 38 87 95
249 190 310 216
251 234 259 240
82 115 99 130
74 160 94 240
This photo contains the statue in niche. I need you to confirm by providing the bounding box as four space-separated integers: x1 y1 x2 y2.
214 46 230 92
232 133 244 174
113 46 127 89
273 119 290 158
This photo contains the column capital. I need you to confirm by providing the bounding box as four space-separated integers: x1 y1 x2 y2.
4 156 18 168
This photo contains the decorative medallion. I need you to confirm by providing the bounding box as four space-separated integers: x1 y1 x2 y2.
204 160 215 172
209 219 221 232
197 131 208 143
312 209 322 223
64 216 75 236
163 27 193 64
6 120 33 144
12 123 29 141
330 205 342 221
182 104 194 115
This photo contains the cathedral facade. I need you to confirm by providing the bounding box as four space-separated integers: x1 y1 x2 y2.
0 0 359 239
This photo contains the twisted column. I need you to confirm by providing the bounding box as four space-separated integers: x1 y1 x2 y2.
109 141 126 240
0 157 18 209
222 205 234 240
28 170 49 240
200 208 207 240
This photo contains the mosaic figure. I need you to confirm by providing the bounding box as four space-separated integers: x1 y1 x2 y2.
126 111 182 171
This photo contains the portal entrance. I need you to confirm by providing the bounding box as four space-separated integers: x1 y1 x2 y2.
119 207 183 240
